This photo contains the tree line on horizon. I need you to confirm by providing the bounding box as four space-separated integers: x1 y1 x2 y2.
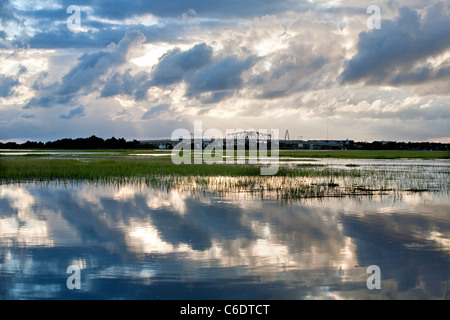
0 135 449 151
0 136 144 150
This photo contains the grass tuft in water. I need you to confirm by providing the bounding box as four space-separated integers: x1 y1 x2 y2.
1 155 448 200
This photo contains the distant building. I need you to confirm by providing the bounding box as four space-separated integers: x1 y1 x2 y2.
375 141 397 145
282 139 355 150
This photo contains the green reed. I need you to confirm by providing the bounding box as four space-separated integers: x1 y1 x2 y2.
1 155 448 200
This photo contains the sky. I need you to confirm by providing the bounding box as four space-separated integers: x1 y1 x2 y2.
0 0 449 143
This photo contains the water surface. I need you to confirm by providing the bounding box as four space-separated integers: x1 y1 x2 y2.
0 178 449 300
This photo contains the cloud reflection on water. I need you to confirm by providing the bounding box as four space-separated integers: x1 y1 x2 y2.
0 180 449 299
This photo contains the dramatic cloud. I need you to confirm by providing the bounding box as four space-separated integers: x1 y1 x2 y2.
25 30 147 108
0 0 449 142
248 16 346 100
101 69 150 100
150 43 214 87
187 55 256 95
341 2 450 87
60 30 146 95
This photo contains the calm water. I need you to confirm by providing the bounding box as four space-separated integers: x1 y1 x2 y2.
0 175 449 300
0 150 121 156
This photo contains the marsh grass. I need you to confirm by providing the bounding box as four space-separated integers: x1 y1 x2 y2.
0 157 264 182
278 150 450 159
1 154 448 201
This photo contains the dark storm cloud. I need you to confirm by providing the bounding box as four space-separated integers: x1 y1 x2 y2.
187 55 257 95
0 75 19 97
150 43 213 86
341 2 450 86
146 43 256 101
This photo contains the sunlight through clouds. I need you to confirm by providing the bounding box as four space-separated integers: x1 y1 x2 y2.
0 0 448 142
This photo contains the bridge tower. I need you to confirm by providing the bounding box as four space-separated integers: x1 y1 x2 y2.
285 130 290 141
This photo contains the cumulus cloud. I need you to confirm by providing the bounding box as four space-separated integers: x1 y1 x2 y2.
25 30 147 108
187 55 257 95
150 43 213 86
142 43 257 102
101 69 150 100
243 15 346 100
1 0 449 142
341 2 450 86
60 30 146 95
